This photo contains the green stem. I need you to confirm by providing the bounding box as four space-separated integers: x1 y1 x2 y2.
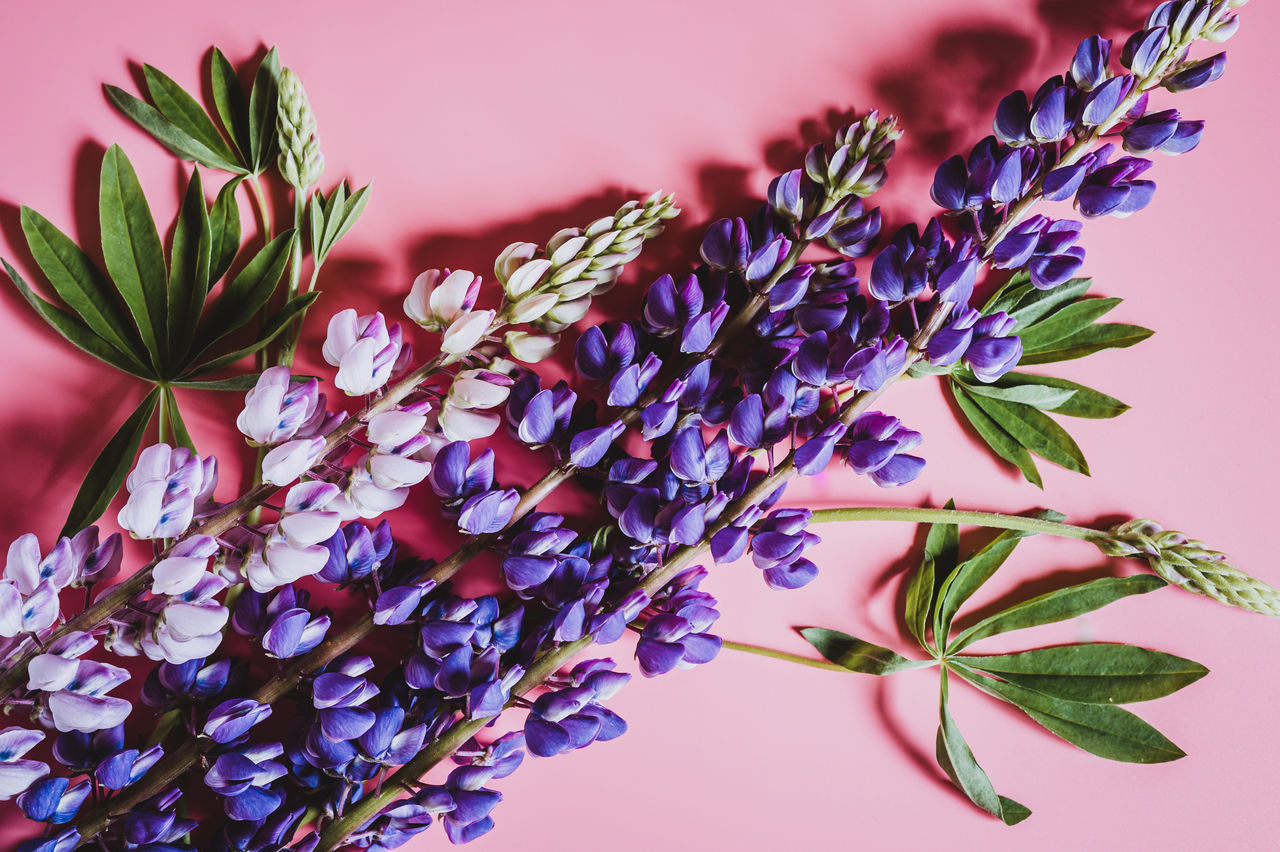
721 640 852 672
278 192 309 368
808 506 1099 541
247 175 272 237
156 387 168 445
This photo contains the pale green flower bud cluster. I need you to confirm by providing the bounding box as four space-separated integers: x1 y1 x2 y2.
277 67 324 191
805 110 901 200
494 191 679 334
1097 520 1280 617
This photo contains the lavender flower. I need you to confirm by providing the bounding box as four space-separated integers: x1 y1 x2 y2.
323 310 404 396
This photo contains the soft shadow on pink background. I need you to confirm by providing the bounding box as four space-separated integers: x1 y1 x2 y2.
0 0 1277 849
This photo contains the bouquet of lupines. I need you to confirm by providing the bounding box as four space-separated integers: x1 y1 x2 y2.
0 1 1270 848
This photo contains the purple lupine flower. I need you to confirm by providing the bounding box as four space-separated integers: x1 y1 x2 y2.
751 509 821 589
263 607 330 658
575 323 637 382
148 572 230 663
845 411 925 487
635 567 721 677
204 743 288 818
17 777 90 824
1123 108 1204 155
1075 154 1156 218
15 828 79 852
237 366 326 446
323 309 404 396
965 312 1023 382
94 744 163 791
1164 52 1226 92
141 657 232 707
0 728 49 799
1121 26 1170 78
991 215 1086 289
794 421 849 476
318 521 394 585
700 217 752 269
203 699 272 744
568 421 625 468
1070 35 1112 90
118 444 217 539
928 308 980 368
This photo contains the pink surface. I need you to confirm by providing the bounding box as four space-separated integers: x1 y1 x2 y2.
0 1 1277 849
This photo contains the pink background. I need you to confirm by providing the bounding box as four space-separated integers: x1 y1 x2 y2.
1 1 1277 849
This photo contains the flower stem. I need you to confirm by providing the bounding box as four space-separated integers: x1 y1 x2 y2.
720 639 851 672
808 506 1100 541
247 175 272 238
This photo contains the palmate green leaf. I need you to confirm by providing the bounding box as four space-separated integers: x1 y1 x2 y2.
905 555 936 653
18 206 143 360
959 380 1076 410
1019 323 1155 366
953 664 1186 763
104 86 246 174
985 275 1091 326
189 230 295 360
3 260 153 379
209 176 243 283
100 145 169 372
1015 297 1122 351
949 575 1168 652
141 64 243 170
184 291 319 377
311 181 373 265
934 522 1051 648
925 498 959 599
247 48 281 173
798 628 931 675
952 385 1043 487
210 47 252 165
168 167 213 361
960 644 1208 704
162 387 196 452
967 393 1089 475
936 669 1031 825
60 387 161 536
985 373 1129 420
170 374 262 391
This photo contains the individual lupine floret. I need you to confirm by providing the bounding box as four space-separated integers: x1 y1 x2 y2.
750 508 821 590
403 268 496 356
145 569 230 664
438 369 513 442
26 631 97 692
41 655 133 733
991 215 1086 289
204 742 289 820
504 375 576 450
1075 154 1156 218
140 657 233 708
203 699 273 745
237 366 332 446
93 743 163 791
117 443 218 540
523 661 629 758
244 482 342 593
843 411 926 487
16 776 90 825
318 521 394 586
1070 34 1112 90
635 567 722 677
323 309 405 396
106 788 197 851
1122 108 1205 154
931 136 1040 212
0 727 50 799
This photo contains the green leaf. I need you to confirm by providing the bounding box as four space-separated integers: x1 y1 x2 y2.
967 393 1089 475
104 86 245 174
959 379 1076 410
312 181 372 265
798 628 930 675
949 575 1168 652
935 525 1042 647
99 145 169 372
190 230 295 358
19 206 143 361
168 167 213 362
3 260 152 378
986 276 1091 327
142 64 243 170
163 387 196 452
184 291 318 377
953 385 1043 487
170 374 262 391
1017 297 1121 351
907 360 952 378
960 644 1208 704
953 665 1186 763
60 387 161 537
247 48 281 173
1019 324 1154 366
936 669 1031 825
989 373 1129 420
979 270 1035 316
905 554 936 654
210 47 252 164
208 176 243 284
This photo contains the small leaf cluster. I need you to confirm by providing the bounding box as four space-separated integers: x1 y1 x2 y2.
802 504 1206 824
915 274 1153 486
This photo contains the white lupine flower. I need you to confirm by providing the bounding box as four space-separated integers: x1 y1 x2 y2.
440 309 495 355
504 331 559 363
237 366 323 446
366 408 428 450
438 405 501 443
506 292 558 324
323 310 404 396
494 242 537 285
261 437 326 487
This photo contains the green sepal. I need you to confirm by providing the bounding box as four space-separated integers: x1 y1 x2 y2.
952 664 1187 763
167 166 213 362
189 230 296 359
141 64 243 171
966 392 1090 476
934 521 1050 648
170 374 263 391
3 260 152 379
949 575 1167 652
798 627 930 675
936 669 1031 825
184 291 318 377
99 145 169 372
1019 324 1155 366
247 48 281 174
104 85 246 174
18 206 143 360
983 373 1129 420
208 176 244 284
163 387 196 452
953 384 1043 487
959 644 1208 704
59 386 161 537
